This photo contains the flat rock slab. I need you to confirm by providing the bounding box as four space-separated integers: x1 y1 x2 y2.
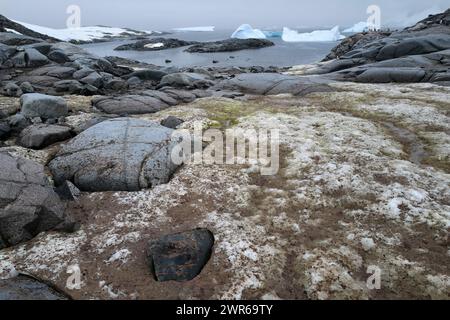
0 275 69 300
93 95 170 115
18 124 72 149
0 152 73 248
149 229 215 282
20 93 68 119
185 38 274 53
49 118 180 192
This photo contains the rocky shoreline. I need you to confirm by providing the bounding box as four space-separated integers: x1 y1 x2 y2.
0 10 449 299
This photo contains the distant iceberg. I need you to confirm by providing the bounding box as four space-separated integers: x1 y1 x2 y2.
231 24 267 39
281 26 345 42
173 26 215 32
343 22 369 33
262 30 283 38
12 20 152 42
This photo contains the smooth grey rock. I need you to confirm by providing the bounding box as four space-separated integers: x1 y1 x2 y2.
0 152 75 248
2 82 22 97
0 121 10 139
18 124 72 149
0 275 69 300
161 116 184 129
355 67 427 83
126 76 141 86
49 118 180 192
7 114 31 134
20 93 68 119
47 50 71 63
142 90 178 106
126 69 167 81
19 81 34 93
72 67 95 80
159 72 214 89
148 229 214 282
53 80 84 94
104 78 128 91
0 32 41 46
28 66 76 79
24 48 49 67
80 72 103 88
93 95 169 115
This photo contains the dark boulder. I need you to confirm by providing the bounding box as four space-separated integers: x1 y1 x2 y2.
92 95 170 115
148 229 214 282
0 275 70 300
18 124 72 149
161 116 184 129
115 38 197 51
20 93 68 119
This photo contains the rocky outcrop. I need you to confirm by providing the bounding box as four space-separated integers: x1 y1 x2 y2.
49 118 180 192
20 93 68 119
0 152 75 249
115 38 197 51
185 38 274 53
0 15 59 42
0 275 70 300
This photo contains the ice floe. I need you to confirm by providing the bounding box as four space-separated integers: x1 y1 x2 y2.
282 26 345 42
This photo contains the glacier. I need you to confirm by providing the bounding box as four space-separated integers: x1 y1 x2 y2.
231 24 267 39
11 20 152 42
343 22 369 33
281 26 345 42
173 26 215 32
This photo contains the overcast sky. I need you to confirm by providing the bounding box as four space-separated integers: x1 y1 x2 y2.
1 0 449 30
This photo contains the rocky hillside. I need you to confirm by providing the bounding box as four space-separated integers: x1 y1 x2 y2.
0 15 59 42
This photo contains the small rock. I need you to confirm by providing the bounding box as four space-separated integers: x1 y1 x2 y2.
2 82 23 97
161 115 184 129
19 124 72 149
165 59 172 64
148 228 215 282
212 60 219 64
80 72 103 88
47 50 71 63
126 76 142 86
20 93 68 119
0 121 11 139
19 81 34 93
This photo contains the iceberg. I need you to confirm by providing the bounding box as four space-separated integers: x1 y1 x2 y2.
173 26 215 32
262 30 283 38
12 20 152 42
343 22 369 33
281 26 345 42
231 24 266 39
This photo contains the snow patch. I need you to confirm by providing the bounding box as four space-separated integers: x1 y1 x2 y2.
343 22 369 33
173 26 215 32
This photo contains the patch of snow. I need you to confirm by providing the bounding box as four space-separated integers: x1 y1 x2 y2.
282 26 345 42
12 20 150 42
107 249 132 264
173 26 215 32
144 42 164 49
231 24 267 39
360 237 376 251
5 28 22 35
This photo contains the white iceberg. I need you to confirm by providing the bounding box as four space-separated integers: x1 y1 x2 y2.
281 26 345 42
173 26 215 32
231 24 266 39
12 20 152 42
343 22 369 33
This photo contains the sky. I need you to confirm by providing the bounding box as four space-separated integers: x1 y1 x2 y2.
1 0 449 30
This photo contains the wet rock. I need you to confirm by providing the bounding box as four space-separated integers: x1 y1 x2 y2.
49 118 180 191
0 275 69 300
92 95 170 115
0 152 75 248
355 67 427 83
28 66 76 79
126 76 141 86
185 38 274 53
7 114 31 134
2 82 22 97
20 93 68 119
18 124 72 149
161 116 184 129
55 180 81 201
72 67 95 80
0 32 41 46
148 229 214 282
115 38 197 51
159 72 215 89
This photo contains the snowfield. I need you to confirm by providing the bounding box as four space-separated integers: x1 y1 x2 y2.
12 20 152 42
173 26 215 32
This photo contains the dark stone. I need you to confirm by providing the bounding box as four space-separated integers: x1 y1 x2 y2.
93 95 170 115
185 38 274 53
80 72 103 88
19 81 34 93
2 82 22 97
125 69 168 82
148 229 214 282
20 93 68 119
0 275 70 300
159 72 215 89
55 180 81 201
0 120 10 139
47 50 71 63
161 116 184 129
18 124 72 149
53 80 84 94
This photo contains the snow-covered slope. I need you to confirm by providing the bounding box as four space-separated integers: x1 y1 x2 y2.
231 24 267 39
173 26 215 32
282 26 345 42
12 20 152 43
